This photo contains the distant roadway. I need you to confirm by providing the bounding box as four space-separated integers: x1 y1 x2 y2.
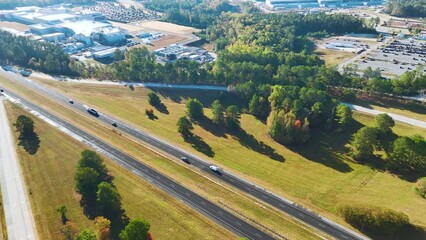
0 69 369 240
0 96 37 240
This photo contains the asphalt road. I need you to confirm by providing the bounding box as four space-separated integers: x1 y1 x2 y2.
0 97 37 240
0 69 369 240
343 102 426 129
0 86 273 240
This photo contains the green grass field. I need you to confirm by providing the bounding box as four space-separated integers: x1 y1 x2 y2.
4 102 236 240
31 80 426 236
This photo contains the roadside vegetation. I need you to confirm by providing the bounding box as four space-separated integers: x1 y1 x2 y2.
0 190 6 240
28 80 426 239
4 102 236 240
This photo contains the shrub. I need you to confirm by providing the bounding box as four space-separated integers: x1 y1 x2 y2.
340 205 409 236
414 177 426 198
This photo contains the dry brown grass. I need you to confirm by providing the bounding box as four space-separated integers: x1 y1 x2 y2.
316 49 356 66
0 21 29 31
138 21 200 35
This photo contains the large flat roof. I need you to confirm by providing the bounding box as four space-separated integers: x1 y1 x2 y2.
58 20 110 36
36 13 76 21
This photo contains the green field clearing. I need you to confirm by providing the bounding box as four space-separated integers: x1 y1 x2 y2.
4 102 236 240
30 80 426 235
0 76 328 240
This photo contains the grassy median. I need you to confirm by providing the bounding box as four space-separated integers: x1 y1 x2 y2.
5 102 236 240
29 79 426 233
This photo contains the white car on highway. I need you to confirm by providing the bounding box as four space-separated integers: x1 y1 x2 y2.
209 165 219 172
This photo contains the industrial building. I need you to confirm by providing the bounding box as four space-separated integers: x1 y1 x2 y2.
154 44 214 64
92 47 124 60
1 6 128 46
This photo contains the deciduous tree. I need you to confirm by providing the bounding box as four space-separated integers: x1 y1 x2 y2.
350 127 378 161
177 116 193 136
186 98 204 119
97 182 122 218
120 219 150 240
211 100 224 124
374 113 395 133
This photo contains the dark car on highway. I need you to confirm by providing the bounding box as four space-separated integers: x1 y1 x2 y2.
181 157 190 164
87 108 99 117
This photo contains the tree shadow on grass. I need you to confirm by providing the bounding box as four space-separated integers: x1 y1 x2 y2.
195 117 227 138
286 121 363 173
153 102 169 114
18 132 40 155
231 128 285 162
183 134 214 157
80 198 99 220
150 88 245 109
356 223 426 240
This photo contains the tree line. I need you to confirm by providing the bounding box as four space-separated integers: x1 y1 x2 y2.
341 65 426 96
144 0 239 29
72 150 151 240
385 0 426 17
0 31 73 75
350 113 426 175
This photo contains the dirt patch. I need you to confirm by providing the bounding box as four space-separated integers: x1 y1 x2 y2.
138 21 200 35
130 34 189 51
0 21 29 31
111 22 146 33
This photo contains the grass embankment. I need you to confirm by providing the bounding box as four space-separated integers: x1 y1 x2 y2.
0 76 325 239
4 102 235 240
32 80 426 235
0 190 6 240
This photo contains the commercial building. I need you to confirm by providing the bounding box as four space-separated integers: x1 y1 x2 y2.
41 32 65 42
92 27 127 45
154 44 214 64
266 0 319 9
92 47 124 60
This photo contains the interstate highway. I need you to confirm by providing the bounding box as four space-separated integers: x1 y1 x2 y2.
0 86 274 240
0 69 368 240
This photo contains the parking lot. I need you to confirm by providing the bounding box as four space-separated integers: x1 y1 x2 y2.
355 39 426 76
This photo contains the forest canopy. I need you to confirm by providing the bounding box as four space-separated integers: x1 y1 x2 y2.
385 0 426 17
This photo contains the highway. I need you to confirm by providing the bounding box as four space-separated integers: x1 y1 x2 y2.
0 85 273 240
0 69 369 240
